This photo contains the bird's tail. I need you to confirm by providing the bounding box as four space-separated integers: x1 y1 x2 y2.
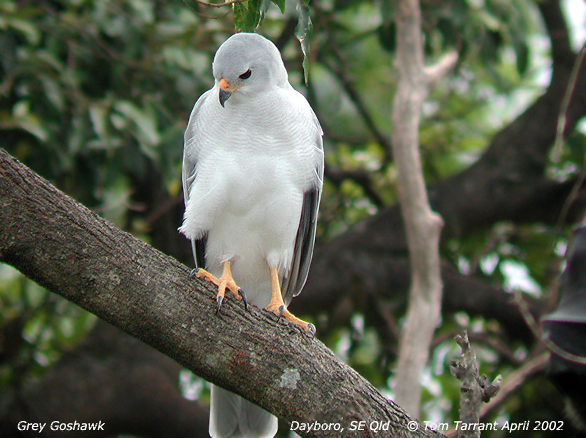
209 385 278 438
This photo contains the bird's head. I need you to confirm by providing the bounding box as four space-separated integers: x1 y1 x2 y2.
212 33 288 108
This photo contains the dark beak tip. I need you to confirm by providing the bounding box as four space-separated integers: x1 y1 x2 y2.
219 89 232 107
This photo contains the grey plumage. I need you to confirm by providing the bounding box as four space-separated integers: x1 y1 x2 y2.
180 32 323 438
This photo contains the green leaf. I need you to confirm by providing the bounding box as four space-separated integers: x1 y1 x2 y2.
270 0 285 13
2 102 49 141
0 2 42 46
232 2 249 32
89 103 111 145
233 0 265 32
113 101 160 158
295 0 313 84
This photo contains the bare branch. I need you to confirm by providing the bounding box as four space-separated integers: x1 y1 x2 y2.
514 290 586 365
190 0 244 7
0 148 440 438
551 42 586 162
449 332 502 438
322 54 394 163
479 353 549 420
431 331 523 366
424 51 458 86
391 0 444 417
325 165 385 208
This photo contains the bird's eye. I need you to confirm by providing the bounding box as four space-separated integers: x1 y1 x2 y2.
239 69 252 79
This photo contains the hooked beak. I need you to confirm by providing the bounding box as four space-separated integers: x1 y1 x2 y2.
219 78 234 107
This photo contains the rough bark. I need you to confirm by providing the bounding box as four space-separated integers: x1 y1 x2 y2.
0 148 441 438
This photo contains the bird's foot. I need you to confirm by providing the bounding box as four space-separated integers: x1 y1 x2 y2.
265 302 316 337
194 267 247 313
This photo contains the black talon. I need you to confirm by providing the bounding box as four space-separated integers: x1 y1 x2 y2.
189 268 199 280
216 295 224 314
306 323 316 338
238 288 248 311
277 305 285 322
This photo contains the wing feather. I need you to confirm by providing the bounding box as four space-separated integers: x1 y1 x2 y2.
281 119 324 304
182 90 212 268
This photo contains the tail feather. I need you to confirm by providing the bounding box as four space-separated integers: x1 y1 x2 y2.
209 385 278 438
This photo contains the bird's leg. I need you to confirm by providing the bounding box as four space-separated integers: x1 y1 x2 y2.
265 267 315 336
195 261 247 313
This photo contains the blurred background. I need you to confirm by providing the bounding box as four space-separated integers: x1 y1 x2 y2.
1 0 586 436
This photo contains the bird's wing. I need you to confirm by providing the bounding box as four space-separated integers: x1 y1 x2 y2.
182 90 212 269
281 113 324 305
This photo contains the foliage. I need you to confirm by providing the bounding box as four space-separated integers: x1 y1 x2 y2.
1 0 585 436
0 265 95 388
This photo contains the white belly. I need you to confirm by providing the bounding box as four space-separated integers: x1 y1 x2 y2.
184 153 304 307
207 186 302 307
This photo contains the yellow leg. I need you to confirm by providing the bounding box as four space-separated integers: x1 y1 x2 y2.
265 267 315 336
195 261 247 312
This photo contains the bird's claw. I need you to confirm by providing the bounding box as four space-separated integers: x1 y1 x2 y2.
195 266 247 313
214 288 247 314
265 303 315 337
189 268 199 280
239 288 248 311
277 305 285 321
216 290 247 314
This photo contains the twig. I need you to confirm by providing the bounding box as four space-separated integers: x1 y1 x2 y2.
425 51 459 86
322 54 393 163
550 43 586 240
181 0 233 19
514 289 586 365
325 165 385 207
555 159 586 233
191 0 245 7
479 352 548 420
431 330 522 366
365 295 401 359
551 41 586 163
143 193 184 230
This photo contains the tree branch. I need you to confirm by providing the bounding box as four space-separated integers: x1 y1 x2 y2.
424 52 458 86
0 148 440 438
391 0 446 417
449 332 501 438
322 51 394 163
325 164 385 208
190 0 244 7
479 353 548 421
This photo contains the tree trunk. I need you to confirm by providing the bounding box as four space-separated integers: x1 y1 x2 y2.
391 0 450 417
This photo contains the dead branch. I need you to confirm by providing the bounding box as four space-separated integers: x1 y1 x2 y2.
449 332 502 438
